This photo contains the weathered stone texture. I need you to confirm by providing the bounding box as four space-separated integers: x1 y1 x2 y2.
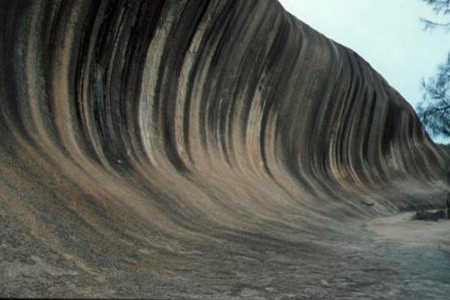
0 1 446 297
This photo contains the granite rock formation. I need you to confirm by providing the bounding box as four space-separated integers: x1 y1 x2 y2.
0 0 447 298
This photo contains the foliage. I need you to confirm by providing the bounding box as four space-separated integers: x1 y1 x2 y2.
422 0 450 13
418 0 450 137
421 0 450 30
417 54 450 138
414 208 447 221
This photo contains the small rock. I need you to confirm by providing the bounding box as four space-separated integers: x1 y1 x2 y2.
320 279 329 286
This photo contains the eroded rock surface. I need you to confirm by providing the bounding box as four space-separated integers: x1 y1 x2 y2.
0 0 447 298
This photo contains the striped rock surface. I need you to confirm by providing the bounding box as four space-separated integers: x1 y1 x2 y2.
0 0 447 297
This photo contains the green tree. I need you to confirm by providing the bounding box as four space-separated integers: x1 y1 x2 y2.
417 0 450 138
418 54 450 138
421 0 450 30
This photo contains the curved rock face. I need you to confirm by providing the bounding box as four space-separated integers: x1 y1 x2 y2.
0 0 446 295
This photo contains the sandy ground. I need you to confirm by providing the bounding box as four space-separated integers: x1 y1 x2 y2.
368 212 450 253
2 210 450 298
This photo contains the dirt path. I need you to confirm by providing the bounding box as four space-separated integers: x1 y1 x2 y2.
368 212 450 252
2 212 450 299
135 214 450 299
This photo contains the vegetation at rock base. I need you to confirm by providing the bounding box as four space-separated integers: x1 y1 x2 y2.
414 208 448 221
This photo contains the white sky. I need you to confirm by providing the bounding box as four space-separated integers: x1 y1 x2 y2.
278 0 450 109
